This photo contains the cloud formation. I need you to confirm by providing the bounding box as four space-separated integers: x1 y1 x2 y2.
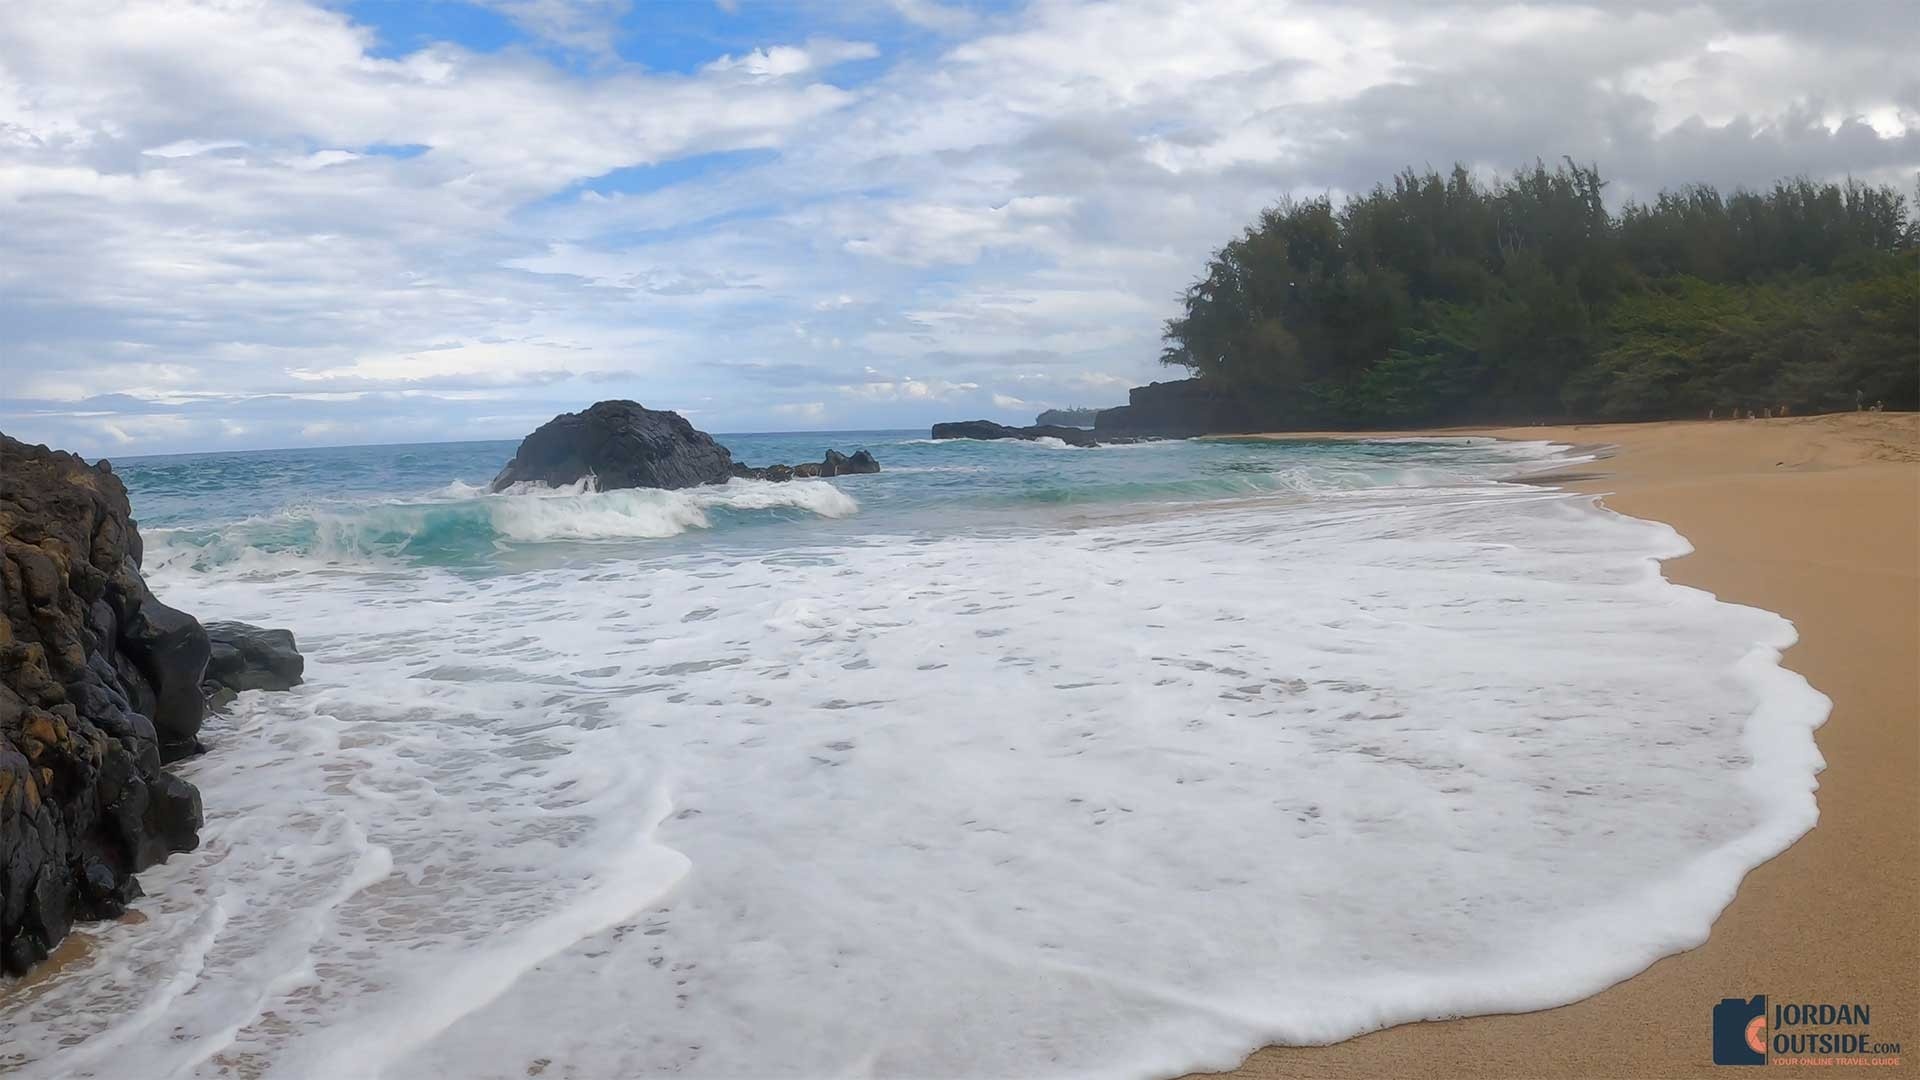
1 0 1914 454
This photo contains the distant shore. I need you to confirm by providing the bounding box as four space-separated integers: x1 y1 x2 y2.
1205 410 1919 1078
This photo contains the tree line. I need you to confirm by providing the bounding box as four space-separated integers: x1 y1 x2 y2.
1160 161 1918 425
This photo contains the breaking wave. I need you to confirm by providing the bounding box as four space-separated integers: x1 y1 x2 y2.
145 479 860 571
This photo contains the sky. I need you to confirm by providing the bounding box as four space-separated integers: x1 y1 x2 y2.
1 0 1915 456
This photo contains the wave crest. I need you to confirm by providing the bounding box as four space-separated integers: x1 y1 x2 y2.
147 479 859 572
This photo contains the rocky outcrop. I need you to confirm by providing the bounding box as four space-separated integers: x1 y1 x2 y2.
732 449 881 482
930 420 1101 447
202 622 303 710
491 401 735 492
1093 378 1265 437
1 433 206 975
826 449 880 475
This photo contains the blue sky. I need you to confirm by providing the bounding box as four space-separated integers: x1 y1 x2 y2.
1 0 1915 455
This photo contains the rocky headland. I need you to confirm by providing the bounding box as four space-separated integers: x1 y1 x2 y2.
931 420 1103 447
1090 378 1263 437
934 379 1263 445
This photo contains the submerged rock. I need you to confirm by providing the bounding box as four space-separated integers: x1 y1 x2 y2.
1 433 206 975
203 622 304 695
491 401 735 492
930 420 1100 447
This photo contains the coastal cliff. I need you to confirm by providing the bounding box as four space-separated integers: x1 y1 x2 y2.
1 434 206 975
1093 379 1267 437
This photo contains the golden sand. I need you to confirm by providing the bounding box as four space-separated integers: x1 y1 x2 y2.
1208 411 1918 1078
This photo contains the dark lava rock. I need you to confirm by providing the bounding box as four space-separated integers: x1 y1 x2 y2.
491 401 734 492
1092 378 1262 437
930 420 1099 447
120 582 211 761
203 622 304 695
1 432 206 976
821 449 880 476
732 448 880 482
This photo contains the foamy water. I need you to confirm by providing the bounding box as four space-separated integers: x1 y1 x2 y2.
0 433 1828 1079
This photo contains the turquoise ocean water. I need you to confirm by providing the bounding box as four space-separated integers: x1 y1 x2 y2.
117 431 1570 570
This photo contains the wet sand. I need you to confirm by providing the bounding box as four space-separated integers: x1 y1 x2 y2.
1209 411 1918 1077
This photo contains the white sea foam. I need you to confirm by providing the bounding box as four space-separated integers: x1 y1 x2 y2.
142 479 860 571
481 480 858 542
1 468 1826 1079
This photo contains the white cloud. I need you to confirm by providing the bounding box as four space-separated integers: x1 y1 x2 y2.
469 0 631 56
771 401 828 421
704 39 880 80
840 377 980 402
0 0 1914 455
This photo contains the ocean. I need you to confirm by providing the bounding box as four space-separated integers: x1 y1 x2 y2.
0 432 1828 1079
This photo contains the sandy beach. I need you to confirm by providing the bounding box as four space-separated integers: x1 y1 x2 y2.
1210 410 1918 1078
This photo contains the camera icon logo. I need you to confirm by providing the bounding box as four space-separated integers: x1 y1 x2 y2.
1713 995 1768 1066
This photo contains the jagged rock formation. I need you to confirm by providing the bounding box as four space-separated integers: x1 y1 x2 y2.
732 448 880 482
1 434 206 975
491 401 736 492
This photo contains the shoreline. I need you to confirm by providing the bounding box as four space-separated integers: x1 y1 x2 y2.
1206 411 1919 1078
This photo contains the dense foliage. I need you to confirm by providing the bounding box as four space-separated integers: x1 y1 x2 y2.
1034 407 1101 426
1161 162 1918 425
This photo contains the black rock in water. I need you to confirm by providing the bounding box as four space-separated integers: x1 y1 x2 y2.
491 401 735 492
828 449 880 475
930 420 1099 447
1 433 207 975
732 448 880 482
203 622 304 695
